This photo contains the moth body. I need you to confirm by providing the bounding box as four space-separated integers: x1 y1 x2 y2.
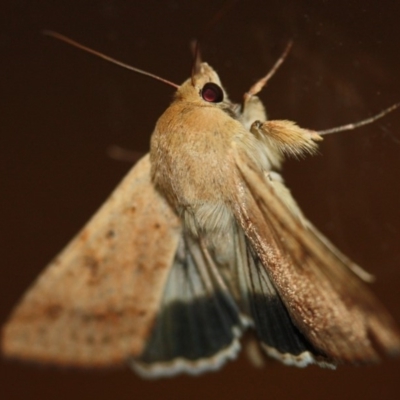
151 63 286 237
2 47 400 379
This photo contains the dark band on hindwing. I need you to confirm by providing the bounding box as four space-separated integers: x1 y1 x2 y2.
132 234 243 377
132 226 332 378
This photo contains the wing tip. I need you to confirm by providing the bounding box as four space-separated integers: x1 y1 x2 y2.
1 323 127 369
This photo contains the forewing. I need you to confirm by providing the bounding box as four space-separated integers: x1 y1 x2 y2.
233 150 400 363
2 154 182 367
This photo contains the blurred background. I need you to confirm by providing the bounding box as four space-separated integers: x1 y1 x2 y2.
1 1 400 399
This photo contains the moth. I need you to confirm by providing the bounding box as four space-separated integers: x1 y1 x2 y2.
2 32 400 379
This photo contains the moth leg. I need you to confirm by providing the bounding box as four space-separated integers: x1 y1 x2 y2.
250 119 322 158
240 96 267 130
243 335 266 368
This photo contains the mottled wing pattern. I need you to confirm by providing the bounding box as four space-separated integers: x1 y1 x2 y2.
1 155 182 367
242 241 332 367
233 149 400 363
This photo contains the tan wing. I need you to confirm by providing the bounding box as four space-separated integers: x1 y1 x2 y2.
1 155 182 367
233 150 400 363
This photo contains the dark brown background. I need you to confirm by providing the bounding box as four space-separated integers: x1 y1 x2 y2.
2 1 400 399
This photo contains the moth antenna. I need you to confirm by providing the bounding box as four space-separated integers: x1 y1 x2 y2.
317 103 400 136
244 40 293 101
190 0 239 85
107 145 144 164
43 30 179 89
191 40 202 84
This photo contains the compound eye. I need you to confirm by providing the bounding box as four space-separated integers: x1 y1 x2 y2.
201 82 224 103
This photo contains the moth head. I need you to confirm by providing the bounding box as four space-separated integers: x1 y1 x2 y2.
175 62 229 107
